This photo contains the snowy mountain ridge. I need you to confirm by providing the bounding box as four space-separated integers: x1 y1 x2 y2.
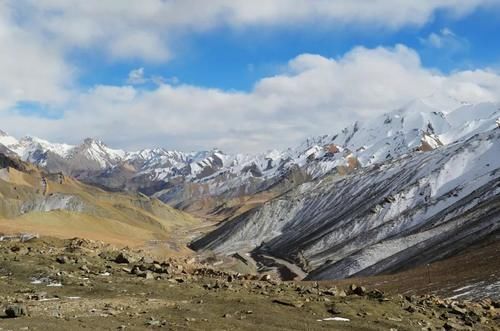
1 98 499 207
191 122 500 281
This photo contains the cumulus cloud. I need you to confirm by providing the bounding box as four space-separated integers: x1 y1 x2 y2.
1 1 500 153
8 0 498 62
0 2 72 110
2 45 500 153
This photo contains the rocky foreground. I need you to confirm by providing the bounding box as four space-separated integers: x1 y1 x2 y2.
0 237 498 331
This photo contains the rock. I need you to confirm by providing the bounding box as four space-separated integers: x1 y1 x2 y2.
223 313 232 318
321 286 348 297
140 256 154 264
146 319 160 326
80 265 90 273
386 316 403 322
151 263 163 273
98 251 117 261
405 295 417 304
260 274 272 282
348 284 366 296
405 305 417 313
443 321 470 330
56 256 70 264
142 271 154 280
322 287 339 296
75 257 88 264
5 304 28 318
32 292 47 300
368 289 384 299
114 252 137 264
11 246 29 255
131 266 143 275
451 304 467 316
272 299 303 308
327 305 341 315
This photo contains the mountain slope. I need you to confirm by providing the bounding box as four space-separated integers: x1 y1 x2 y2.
0 153 199 249
190 127 500 280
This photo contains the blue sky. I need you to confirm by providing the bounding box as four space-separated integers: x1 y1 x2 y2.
75 5 500 91
1 1 500 152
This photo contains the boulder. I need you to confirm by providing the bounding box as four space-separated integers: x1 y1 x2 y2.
5 304 28 318
56 256 70 264
115 252 137 264
348 284 366 296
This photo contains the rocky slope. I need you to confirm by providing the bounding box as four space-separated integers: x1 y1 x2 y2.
2 99 499 213
191 127 500 282
0 237 498 330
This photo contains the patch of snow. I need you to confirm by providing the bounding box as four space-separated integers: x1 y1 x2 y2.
47 283 63 287
317 317 350 322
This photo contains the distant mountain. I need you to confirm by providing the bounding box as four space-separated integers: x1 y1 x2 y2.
1 99 499 213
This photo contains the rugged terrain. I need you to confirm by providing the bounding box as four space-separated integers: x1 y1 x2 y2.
0 237 498 330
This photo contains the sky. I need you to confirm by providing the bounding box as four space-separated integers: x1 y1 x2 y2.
1 0 500 153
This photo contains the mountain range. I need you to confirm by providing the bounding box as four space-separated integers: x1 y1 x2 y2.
1 97 499 210
1 97 500 282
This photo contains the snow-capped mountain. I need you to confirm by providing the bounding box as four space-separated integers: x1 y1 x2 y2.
1 99 499 210
191 125 500 280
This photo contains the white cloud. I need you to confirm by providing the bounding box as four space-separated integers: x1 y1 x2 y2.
0 2 72 110
2 45 500 153
420 28 469 51
127 68 146 85
1 1 500 153
127 68 179 86
9 0 498 62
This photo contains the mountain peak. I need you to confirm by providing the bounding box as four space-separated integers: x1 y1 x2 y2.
83 137 105 146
